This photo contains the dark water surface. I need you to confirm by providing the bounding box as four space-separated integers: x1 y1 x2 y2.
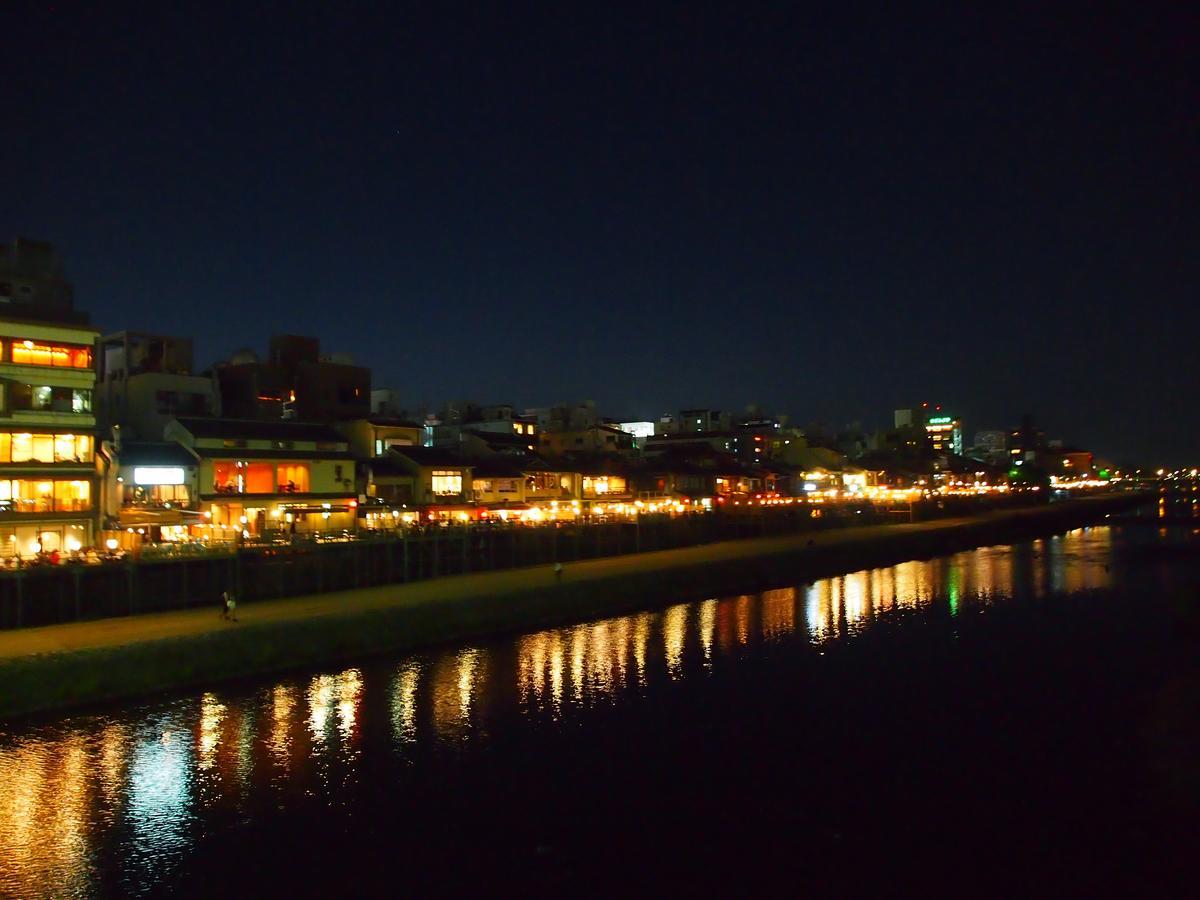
2 525 1198 897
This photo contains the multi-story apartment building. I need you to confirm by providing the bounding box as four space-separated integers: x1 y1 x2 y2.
0 238 98 557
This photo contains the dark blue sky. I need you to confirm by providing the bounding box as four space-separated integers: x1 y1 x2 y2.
3 3 1196 463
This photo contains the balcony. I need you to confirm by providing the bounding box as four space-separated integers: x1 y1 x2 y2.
122 498 196 510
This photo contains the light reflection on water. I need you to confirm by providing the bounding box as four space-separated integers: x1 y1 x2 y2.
0 528 1122 897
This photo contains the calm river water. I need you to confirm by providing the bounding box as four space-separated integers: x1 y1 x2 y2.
2 524 1198 897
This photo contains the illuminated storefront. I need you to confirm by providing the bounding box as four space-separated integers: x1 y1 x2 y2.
0 523 90 557
164 418 360 540
94 444 200 546
0 474 95 557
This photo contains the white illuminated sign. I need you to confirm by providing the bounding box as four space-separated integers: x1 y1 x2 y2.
133 466 185 486
620 422 655 439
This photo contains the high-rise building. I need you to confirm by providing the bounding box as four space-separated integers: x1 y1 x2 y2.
895 403 962 455
925 411 963 456
1008 414 1046 463
0 238 98 557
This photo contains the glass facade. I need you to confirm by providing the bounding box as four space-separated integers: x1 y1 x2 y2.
212 460 275 494
8 384 92 414
431 471 463 496
582 475 626 497
276 463 310 493
1 524 89 557
123 484 190 507
0 478 91 513
7 340 93 369
0 432 93 463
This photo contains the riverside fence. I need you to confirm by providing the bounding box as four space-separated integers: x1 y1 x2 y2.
0 495 1041 630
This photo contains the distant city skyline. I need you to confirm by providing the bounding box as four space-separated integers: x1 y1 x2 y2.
3 5 1194 464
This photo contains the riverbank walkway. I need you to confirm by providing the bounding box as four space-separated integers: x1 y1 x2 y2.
0 498 1133 666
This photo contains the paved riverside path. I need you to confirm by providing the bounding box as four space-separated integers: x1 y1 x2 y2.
0 497 1130 665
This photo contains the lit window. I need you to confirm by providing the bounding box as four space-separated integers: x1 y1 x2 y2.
9 341 92 368
276 463 310 493
0 478 90 512
432 471 462 495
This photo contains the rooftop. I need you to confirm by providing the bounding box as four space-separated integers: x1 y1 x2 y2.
114 441 199 467
173 417 347 443
388 447 474 468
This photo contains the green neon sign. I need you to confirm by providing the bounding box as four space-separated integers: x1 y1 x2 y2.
928 416 952 424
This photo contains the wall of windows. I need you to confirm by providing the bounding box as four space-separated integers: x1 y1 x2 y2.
583 475 626 497
431 471 463 496
212 460 274 494
525 472 566 494
6 340 93 369
276 463 310 493
8 384 92 414
2 524 89 557
0 478 91 513
0 432 93 463
123 484 191 507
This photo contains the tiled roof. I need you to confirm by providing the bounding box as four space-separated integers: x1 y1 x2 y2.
174 417 347 443
116 441 198 467
388 447 473 468
192 446 355 460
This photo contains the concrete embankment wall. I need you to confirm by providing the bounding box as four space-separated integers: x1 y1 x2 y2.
0 495 1145 719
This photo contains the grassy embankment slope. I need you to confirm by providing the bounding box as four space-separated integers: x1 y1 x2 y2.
0 494 1144 718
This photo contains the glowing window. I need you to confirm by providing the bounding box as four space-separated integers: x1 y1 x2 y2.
10 433 33 462
244 462 273 493
9 341 92 368
32 434 54 462
276 463 310 493
431 471 462 495
55 433 92 462
0 478 89 512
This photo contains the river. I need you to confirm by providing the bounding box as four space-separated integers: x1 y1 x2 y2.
2 523 1197 897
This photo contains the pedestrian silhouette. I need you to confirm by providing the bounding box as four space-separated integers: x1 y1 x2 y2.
220 590 238 622
554 562 564 583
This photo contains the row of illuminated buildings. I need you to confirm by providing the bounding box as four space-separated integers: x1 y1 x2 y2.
0 238 1106 557
0 238 801 555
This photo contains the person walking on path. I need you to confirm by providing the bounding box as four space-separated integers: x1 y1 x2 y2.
220 590 238 622
553 562 564 583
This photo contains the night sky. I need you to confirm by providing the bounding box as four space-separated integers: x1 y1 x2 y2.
3 3 1196 464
